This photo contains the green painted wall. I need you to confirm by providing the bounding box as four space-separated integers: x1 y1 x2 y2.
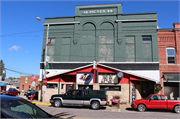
41 4 159 63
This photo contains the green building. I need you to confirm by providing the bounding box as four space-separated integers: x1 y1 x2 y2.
39 3 160 103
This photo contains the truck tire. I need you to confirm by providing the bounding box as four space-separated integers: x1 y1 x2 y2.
91 101 100 110
174 105 180 113
138 104 146 112
54 99 62 107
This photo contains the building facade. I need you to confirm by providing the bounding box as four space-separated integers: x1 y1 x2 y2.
40 3 160 103
158 23 180 100
19 76 39 92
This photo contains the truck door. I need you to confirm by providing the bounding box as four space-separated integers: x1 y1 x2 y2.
160 95 167 109
148 95 161 109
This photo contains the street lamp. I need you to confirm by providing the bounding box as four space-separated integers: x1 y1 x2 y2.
36 17 49 103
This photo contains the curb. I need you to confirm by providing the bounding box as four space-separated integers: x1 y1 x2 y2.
32 102 51 106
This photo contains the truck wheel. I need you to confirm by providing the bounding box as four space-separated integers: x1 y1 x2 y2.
174 105 180 113
91 101 100 110
138 104 146 112
54 99 62 107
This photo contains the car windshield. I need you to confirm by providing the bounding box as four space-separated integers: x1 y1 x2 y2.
1 99 50 118
144 95 152 100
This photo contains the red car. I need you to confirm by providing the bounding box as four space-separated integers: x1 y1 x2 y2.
3 88 20 96
131 94 180 113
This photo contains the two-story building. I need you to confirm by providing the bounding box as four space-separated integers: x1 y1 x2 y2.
158 23 180 100
39 3 160 103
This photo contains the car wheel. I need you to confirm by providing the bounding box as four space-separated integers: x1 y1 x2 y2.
138 104 146 112
54 99 62 107
174 105 180 113
91 101 100 110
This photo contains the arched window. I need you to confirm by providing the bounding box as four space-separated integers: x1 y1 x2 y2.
166 47 175 64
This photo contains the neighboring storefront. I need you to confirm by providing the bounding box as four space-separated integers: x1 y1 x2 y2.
158 23 180 100
39 3 160 103
19 76 40 93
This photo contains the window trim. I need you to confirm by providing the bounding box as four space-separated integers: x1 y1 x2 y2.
166 47 176 64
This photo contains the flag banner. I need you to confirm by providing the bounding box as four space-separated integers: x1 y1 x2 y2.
162 74 168 82
44 61 49 69
32 74 37 81
46 39 52 46
93 59 97 70
46 56 50 61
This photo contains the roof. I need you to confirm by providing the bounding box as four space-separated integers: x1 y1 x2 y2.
46 63 160 83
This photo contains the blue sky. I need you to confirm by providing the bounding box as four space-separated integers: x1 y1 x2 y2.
0 0 179 79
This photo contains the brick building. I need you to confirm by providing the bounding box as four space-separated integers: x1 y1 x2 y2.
158 22 180 100
19 76 39 92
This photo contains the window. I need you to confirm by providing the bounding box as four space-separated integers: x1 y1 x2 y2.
100 86 121 91
76 90 82 96
125 36 135 62
46 83 57 89
66 90 75 96
61 84 64 89
166 48 175 64
85 90 105 95
142 36 152 62
150 95 159 100
160 95 165 100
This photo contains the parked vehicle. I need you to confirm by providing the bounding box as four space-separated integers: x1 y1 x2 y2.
131 94 180 113
0 95 53 118
3 88 20 96
50 89 108 109
24 89 32 96
26 90 38 100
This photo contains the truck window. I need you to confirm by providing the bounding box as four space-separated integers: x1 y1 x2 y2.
160 95 165 100
76 90 82 96
67 90 75 96
150 95 159 100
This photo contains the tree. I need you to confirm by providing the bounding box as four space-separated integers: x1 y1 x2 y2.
0 60 6 81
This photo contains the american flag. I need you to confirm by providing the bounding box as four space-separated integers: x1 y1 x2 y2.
46 39 52 46
32 74 37 81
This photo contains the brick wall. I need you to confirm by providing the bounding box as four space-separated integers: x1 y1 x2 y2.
19 76 39 92
158 23 180 94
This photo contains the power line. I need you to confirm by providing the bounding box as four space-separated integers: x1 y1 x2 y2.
0 30 44 37
5 68 39 76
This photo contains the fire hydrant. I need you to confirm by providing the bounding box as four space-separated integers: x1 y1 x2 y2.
30 95 33 102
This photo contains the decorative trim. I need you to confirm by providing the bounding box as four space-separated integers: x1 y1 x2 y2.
43 21 80 25
116 19 157 22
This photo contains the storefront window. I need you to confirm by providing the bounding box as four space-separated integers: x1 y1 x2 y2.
78 85 93 90
100 86 121 91
46 83 57 89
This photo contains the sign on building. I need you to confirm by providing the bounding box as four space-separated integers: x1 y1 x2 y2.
98 73 118 83
76 73 94 83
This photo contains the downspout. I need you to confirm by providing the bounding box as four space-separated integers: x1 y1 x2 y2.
58 75 60 94
129 74 131 103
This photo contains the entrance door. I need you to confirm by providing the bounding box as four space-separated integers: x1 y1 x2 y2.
66 84 74 92
141 81 154 98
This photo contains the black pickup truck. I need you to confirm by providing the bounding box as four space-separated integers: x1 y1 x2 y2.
49 89 108 109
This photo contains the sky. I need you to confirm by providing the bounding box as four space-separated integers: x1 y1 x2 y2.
0 0 179 79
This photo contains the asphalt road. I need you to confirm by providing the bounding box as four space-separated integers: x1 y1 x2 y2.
37 105 180 119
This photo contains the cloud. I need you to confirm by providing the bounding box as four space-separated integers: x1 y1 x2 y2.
8 45 21 51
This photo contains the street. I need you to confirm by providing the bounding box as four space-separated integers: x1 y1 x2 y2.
37 105 180 119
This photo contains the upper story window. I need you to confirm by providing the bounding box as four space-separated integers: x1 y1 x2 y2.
166 48 175 64
142 36 152 62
